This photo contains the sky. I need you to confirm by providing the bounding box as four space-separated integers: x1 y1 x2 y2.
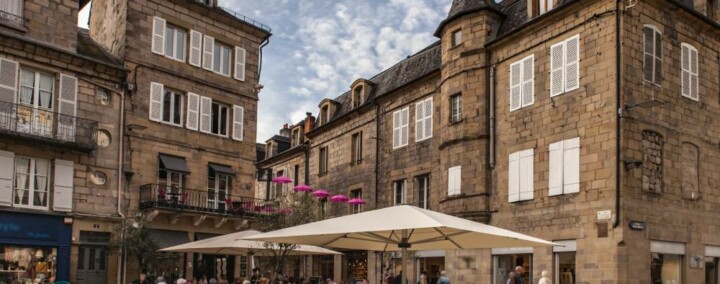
79 0 452 142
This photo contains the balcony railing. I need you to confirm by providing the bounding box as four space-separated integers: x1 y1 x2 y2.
139 184 281 219
0 101 98 151
0 10 23 26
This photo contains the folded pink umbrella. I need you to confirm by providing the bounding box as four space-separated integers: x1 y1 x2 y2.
312 189 330 198
272 176 293 184
348 198 366 205
330 194 349 203
293 184 312 192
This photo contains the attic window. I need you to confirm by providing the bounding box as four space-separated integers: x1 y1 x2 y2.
352 86 363 109
320 105 330 125
291 128 301 147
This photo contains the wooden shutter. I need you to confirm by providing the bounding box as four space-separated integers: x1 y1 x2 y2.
549 41 565 97
392 110 401 149
564 35 580 92
151 16 166 55
189 30 203 67
521 55 534 107
186 92 200 130
401 107 409 146
0 58 18 103
563 137 580 194
58 74 78 142
519 149 534 201
0 150 14 206
508 152 520 202
448 166 461 196
689 45 699 100
53 159 74 212
548 141 563 196
199 96 212 133
415 100 424 141
202 35 215 70
149 82 163 122
232 105 244 141
509 60 522 111
423 98 432 139
234 47 246 81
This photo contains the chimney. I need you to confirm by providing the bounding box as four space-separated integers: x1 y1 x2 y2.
304 112 316 133
279 124 291 137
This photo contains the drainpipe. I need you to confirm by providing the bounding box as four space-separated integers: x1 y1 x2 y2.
487 48 496 223
304 142 310 184
258 37 270 81
373 99 381 210
117 88 126 284
613 0 623 229
265 168 273 201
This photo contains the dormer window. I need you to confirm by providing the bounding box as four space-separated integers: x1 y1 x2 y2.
451 30 462 47
265 141 276 157
352 86 363 109
320 105 329 125
291 127 302 147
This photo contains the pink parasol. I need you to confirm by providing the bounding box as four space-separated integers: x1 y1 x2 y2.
293 184 313 192
272 176 293 184
347 198 366 205
312 189 330 198
330 194 349 203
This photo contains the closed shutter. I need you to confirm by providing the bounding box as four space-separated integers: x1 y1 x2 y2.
549 41 565 97
57 74 78 142
689 45 699 100
521 55 534 107
149 82 163 122
548 141 563 196
199 96 212 133
392 110 401 149
0 150 14 206
519 149 534 200
508 152 520 202
186 92 200 130
0 58 18 103
564 35 580 92
448 166 461 196
234 47 246 81
400 107 409 146
415 100 424 141
151 17 166 55
202 35 215 70
563 137 580 194
509 60 521 111
189 30 203 67
232 105 244 141
53 159 74 212
424 98 432 139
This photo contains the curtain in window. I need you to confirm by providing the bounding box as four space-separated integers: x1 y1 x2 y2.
14 158 30 205
34 159 48 206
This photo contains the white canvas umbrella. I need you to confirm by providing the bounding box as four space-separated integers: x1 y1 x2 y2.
244 205 558 283
159 229 341 255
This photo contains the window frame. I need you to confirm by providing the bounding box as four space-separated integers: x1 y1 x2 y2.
212 40 232 77
318 146 328 176
451 29 462 47
320 105 329 125
207 166 232 209
393 179 407 205
642 25 663 86
164 24 187 62
161 88 184 126
351 189 362 214
416 174 430 209
18 67 54 110
291 128 301 147
13 156 51 210
0 0 23 23
351 131 363 166
209 101 229 137
450 94 462 123
680 42 699 101
352 86 363 109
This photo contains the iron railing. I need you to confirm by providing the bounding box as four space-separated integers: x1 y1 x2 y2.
0 10 23 26
139 184 281 218
219 7 272 33
0 101 98 151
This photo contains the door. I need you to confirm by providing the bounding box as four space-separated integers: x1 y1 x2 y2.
207 172 230 210
76 246 107 284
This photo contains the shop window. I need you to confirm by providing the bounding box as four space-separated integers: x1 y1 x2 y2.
416 174 430 209
493 253 532 284
681 142 700 199
14 157 50 209
706 257 719 284
393 179 406 205
642 130 664 193
651 253 683 284
0 246 57 282
555 252 576 284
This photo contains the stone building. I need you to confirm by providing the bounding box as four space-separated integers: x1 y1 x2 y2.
257 0 720 283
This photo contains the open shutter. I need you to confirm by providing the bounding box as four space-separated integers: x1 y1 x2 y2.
0 58 18 130
564 35 580 92
519 149 534 201
401 107 409 146
0 150 14 206
415 100 424 141
563 138 580 194
189 30 203 67
550 41 565 97
508 152 520 202
234 47 246 81
58 75 78 142
149 82 163 122
424 98 432 139
202 35 215 70
151 17 166 55
53 159 74 212
689 46 699 100
548 141 563 196
521 55 534 107
509 61 521 111
186 92 199 130
199 96 212 133
232 105 244 141
392 110 400 149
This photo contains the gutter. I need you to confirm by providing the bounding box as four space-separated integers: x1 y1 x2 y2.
613 0 623 229
258 36 270 82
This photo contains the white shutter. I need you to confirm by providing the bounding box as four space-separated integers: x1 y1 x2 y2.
519 149 534 201
232 105 244 141
202 35 215 70
424 98 432 139
0 150 14 206
57 74 78 142
234 47 246 81
401 107 409 146
189 30 203 67
509 61 521 111
392 110 401 149
151 16 166 55
149 82 163 122
199 96 212 133
521 55 534 107
564 35 580 92
186 92 200 130
0 58 18 103
689 46 699 100
550 41 565 97
563 137 580 194
448 166 461 196
415 100 424 141
508 152 520 202
548 141 563 197
53 159 74 212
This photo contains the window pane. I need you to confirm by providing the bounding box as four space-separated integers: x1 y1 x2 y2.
651 253 682 284
211 103 219 134
219 105 227 135
162 91 171 122
99 248 106 270
19 70 35 105
222 47 230 75
165 27 175 57
176 30 186 60
213 44 221 72
173 93 182 124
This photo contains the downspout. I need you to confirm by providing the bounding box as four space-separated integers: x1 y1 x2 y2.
613 0 623 229
373 99 381 210
487 49 496 223
258 37 270 81
117 88 126 284
304 143 310 185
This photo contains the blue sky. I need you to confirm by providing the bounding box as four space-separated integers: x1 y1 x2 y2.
80 0 452 142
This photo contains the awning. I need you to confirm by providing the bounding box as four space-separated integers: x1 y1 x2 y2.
150 229 191 249
209 163 235 175
159 154 190 174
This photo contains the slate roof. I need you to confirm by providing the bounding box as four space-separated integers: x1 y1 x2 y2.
77 28 124 67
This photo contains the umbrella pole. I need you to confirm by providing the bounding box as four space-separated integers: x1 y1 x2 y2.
401 229 407 284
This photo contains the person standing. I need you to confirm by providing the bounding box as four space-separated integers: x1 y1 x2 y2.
537 270 551 284
437 271 450 284
419 271 428 284
514 267 524 284
506 272 516 284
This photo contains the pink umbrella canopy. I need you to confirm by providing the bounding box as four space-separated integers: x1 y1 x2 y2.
347 198 366 205
330 194 349 203
312 189 330 198
293 184 313 192
272 176 293 184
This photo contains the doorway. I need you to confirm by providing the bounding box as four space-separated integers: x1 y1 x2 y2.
76 246 108 284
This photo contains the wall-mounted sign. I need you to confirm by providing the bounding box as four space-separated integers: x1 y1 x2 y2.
596 210 612 221
629 221 646 230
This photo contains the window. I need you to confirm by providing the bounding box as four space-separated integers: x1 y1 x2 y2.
451 30 462 47
0 246 57 283
450 94 462 123
392 107 409 149
536 0 559 15
447 166 461 196
415 97 433 141
651 241 685 284
161 89 183 126
351 132 362 166
548 138 580 196
351 189 362 213
319 146 328 175
553 240 576 284
158 167 184 190
393 179 406 205
643 25 662 85
0 0 23 25
291 128 301 147
508 149 534 202
208 166 232 209
416 175 429 209
509 55 534 111
681 142 700 199
13 157 50 209
294 164 300 186
320 105 329 125
210 101 228 136
706 254 719 284
266 142 276 157
352 86 363 108
492 251 532 284
164 24 186 61
212 41 232 76
681 43 699 100
550 35 580 97
19 68 54 110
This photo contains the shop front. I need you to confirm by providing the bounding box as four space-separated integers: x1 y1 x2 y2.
0 211 72 283
415 250 444 284
492 247 533 284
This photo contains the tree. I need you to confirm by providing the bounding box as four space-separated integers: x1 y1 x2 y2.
115 216 159 274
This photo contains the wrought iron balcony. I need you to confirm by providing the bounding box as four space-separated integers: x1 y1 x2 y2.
0 10 23 26
139 184 281 219
0 101 98 151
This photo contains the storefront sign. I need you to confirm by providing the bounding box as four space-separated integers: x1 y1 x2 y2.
0 214 61 241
